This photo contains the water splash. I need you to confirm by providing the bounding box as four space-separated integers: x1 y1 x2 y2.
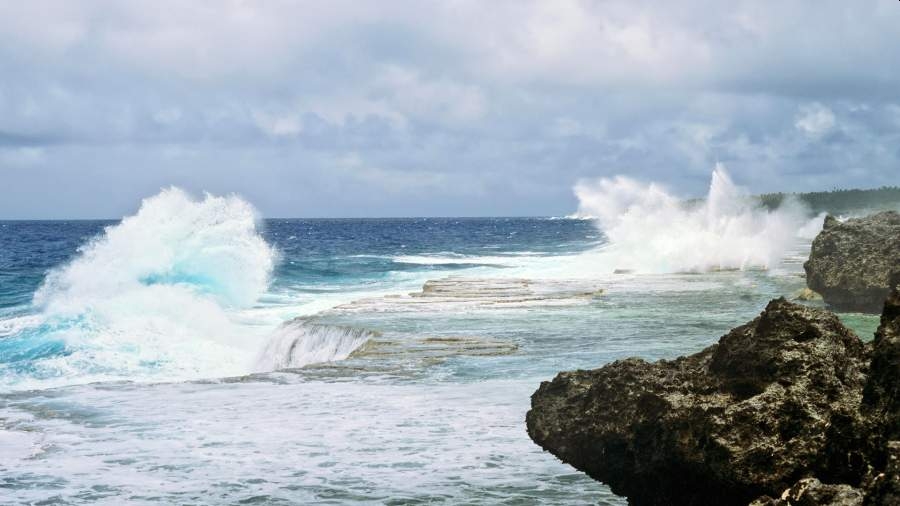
573 164 812 273
254 321 375 372
1 188 277 389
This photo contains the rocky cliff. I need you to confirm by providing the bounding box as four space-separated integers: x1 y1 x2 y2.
527 275 900 505
804 211 900 313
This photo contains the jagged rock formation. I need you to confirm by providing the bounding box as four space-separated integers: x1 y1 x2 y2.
804 211 900 313
527 274 900 506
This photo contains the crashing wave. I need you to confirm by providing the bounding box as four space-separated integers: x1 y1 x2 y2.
254 320 376 372
1 187 277 389
573 164 819 274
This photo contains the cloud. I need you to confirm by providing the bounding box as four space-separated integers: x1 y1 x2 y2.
0 147 44 168
372 65 487 125
0 1 899 218
334 152 452 194
252 110 303 138
152 108 182 126
795 103 836 138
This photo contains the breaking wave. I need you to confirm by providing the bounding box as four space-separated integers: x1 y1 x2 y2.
573 164 816 273
254 321 376 372
0 188 277 389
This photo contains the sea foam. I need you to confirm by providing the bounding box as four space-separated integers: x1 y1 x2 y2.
254 321 375 372
574 164 815 273
4 188 277 388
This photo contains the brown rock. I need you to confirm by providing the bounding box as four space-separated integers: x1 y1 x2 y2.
526 299 870 505
804 211 900 313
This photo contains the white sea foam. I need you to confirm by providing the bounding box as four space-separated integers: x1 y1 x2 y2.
2 171 827 390
254 321 375 372
573 164 812 274
393 254 512 266
16 187 279 387
0 314 44 337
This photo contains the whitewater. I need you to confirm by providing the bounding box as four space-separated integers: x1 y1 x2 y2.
0 167 871 504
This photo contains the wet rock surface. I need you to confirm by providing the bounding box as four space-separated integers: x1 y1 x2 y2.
330 277 604 313
804 211 900 313
527 275 900 506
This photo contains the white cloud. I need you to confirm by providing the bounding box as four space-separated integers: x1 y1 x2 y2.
795 103 836 137
334 152 449 193
373 66 487 125
0 1 899 217
252 110 303 137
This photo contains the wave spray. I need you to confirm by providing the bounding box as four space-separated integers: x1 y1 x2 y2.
8 188 276 387
574 164 810 273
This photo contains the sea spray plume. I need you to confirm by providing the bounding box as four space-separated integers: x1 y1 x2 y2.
573 164 808 273
35 187 274 312
18 187 277 386
797 212 829 240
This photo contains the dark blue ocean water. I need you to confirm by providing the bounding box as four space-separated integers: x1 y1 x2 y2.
0 217 612 390
3 183 895 504
0 209 861 505
263 217 602 289
0 218 600 312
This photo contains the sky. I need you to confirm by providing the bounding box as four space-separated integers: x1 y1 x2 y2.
1 0 900 219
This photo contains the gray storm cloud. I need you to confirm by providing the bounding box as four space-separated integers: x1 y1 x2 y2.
0 0 899 218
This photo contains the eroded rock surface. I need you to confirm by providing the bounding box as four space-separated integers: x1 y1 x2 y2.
527 299 869 505
330 277 604 313
527 282 900 505
804 211 900 313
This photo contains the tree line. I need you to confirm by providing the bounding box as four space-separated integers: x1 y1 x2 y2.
757 186 900 214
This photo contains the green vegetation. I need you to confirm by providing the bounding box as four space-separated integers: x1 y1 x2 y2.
758 186 900 215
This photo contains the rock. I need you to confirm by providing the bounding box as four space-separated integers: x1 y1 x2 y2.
335 277 604 312
749 478 864 506
793 287 823 302
863 273 900 463
804 211 900 313
862 441 900 506
526 299 870 506
527 275 900 505
756 277 900 505
751 441 900 505
750 441 900 506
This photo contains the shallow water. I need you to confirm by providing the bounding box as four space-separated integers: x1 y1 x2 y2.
1 206 865 504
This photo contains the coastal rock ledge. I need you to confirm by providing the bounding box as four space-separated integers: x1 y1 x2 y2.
527 277 900 505
804 211 900 313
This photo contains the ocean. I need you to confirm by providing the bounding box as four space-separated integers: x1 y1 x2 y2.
0 185 882 504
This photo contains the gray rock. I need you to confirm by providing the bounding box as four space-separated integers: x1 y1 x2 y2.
860 275 900 506
526 299 870 505
863 273 900 438
804 212 900 313
792 288 823 302
527 275 900 505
